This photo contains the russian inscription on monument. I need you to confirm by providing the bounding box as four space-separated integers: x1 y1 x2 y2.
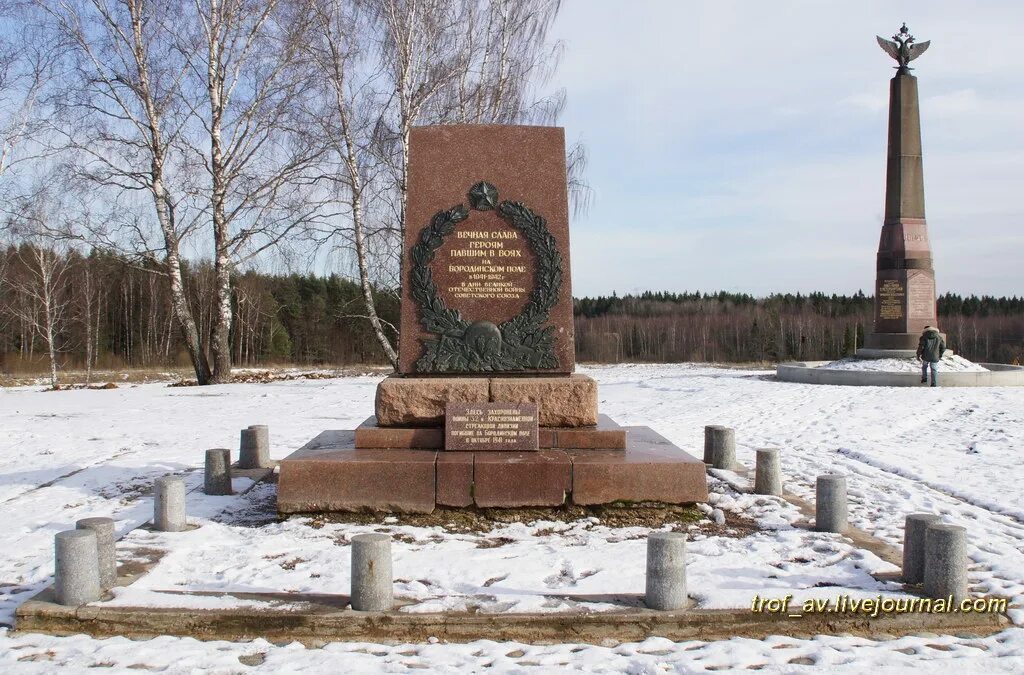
907 272 936 320
445 402 539 451
878 279 905 320
398 125 574 375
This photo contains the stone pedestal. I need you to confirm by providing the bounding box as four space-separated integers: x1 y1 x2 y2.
865 73 939 353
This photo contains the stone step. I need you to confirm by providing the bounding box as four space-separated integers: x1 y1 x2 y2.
277 425 707 514
354 414 627 451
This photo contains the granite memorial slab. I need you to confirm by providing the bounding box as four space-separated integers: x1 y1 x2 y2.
398 125 574 375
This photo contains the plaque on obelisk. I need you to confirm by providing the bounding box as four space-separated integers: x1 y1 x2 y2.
863 24 940 353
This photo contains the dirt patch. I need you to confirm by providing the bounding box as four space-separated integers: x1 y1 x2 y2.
296 503 711 533
169 366 392 387
227 481 757 538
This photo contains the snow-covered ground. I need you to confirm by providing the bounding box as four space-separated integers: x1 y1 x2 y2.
106 477 899 616
1 363 1023 672
822 354 989 373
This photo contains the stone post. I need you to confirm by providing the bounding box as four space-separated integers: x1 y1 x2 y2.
815 474 848 533
703 425 721 463
239 425 271 469
645 531 688 611
705 426 736 470
76 517 116 589
54 529 101 606
902 513 940 584
924 523 968 602
351 533 393 611
154 476 187 532
754 448 782 496
204 448 233 495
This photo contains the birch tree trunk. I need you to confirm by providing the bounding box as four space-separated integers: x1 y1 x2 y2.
35 0 214 383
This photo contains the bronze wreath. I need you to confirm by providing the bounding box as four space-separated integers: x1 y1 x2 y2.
409 181 562 372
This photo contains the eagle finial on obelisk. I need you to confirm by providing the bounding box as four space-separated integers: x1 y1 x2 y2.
877 23 930 74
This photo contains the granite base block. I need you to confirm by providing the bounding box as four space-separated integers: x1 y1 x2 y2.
277 432 436 514
354 420 444 449
569 428 708 505
374 374 599 429
375 377 489 427
489 375 598 427
473 450 572 507
437 453 474 507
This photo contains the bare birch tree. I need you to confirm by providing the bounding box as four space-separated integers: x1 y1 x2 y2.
181 0 326 382
0 3 56 181
2 200 74 388
302 0 577 367
303 0 403 367
35 0 213 383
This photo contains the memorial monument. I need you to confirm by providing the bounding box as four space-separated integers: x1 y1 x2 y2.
277 125 708 513
860 24 940 356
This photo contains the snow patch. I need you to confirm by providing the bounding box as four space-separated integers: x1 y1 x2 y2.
821 354 988 372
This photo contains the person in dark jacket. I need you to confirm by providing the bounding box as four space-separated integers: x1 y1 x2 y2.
916 326 946 387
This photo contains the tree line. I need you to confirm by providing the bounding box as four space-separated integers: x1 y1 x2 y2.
0 245 399 385
2 244 1021 387
0 0 582 385
574 291 1024 365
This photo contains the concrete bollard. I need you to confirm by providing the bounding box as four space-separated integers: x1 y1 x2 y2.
76 517 116 589
204 448 233 495
815 474 848 533
705 426 736 470
703 425 723 463
924 523 968 602
54 529 101 606
903 513 941 584
754 448 783 496
238 425 272 469
645 531 688 611
351 533 393 611
154 476 187 532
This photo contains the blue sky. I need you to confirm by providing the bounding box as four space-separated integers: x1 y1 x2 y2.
549 1 1024 297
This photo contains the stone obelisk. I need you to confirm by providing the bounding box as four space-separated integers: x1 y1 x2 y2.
863 24 939 354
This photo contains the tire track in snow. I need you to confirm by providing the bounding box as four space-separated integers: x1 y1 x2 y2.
0 445 136 507
836 446 1024 525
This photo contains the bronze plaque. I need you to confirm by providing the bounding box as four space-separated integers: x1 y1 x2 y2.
445 402 539 452
877 278 906 321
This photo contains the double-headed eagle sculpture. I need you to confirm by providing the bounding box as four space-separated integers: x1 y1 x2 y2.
877 23 930 73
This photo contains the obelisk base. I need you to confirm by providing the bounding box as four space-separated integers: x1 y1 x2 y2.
858 331 949 359
863 332 922 351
